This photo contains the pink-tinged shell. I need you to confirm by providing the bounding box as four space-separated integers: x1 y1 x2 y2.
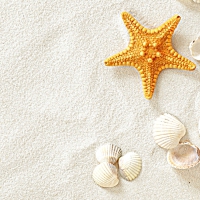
167 141 200 169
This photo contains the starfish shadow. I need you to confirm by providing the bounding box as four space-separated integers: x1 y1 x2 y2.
112 66 140 79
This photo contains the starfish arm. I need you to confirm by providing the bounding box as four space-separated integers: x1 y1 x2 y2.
140 49 196 99
104 49 139 68
138 63 161 99
141 77 157 100
157 15 181 38
121 12 145 36
161 49 196 70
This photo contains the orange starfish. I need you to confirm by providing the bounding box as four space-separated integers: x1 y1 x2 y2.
105 12 196 99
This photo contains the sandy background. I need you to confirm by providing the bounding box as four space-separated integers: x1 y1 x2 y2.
1 0 200 199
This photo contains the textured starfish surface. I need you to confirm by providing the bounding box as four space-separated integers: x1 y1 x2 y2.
105 12 196 99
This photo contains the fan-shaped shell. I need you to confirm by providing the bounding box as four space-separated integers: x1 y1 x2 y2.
167 141 200 169
118 152 142 181
153 113 186 149
92 162 119 188
96 143 122 164
189 35 200 60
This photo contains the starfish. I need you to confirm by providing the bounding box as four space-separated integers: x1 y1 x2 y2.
105 12 196 99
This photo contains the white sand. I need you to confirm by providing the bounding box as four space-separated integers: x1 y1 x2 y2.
0 0 200 199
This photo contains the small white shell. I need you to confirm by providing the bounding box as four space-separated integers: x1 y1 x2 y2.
119 152 142 181
96 143 122 164
189 35 200 60
92 162 119 188
153 113 186 149
192 0 200 3
167 141 200 169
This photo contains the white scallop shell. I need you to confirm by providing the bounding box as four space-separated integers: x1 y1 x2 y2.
192 0 200 3
92 162 119 188
167 141 200 169
96 143 122 164
119 152 142 181
153 113 186 149
189 35 200 60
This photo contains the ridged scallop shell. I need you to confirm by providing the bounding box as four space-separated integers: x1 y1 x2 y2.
167 141 200 169
192 0 200 3
119 152 142 181
92 162 119 188
96 143 122 164
153 113 186 149
189 35 200 60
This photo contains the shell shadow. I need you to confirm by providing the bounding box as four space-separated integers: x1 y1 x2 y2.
104 177 124 194
173 164 200 189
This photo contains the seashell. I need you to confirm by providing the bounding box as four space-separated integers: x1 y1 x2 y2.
153 113 186 149
189 35 200 60
119 152 142 181
92 162 119 188
192 0 200 3
167 141 200 169
96 143 122 164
